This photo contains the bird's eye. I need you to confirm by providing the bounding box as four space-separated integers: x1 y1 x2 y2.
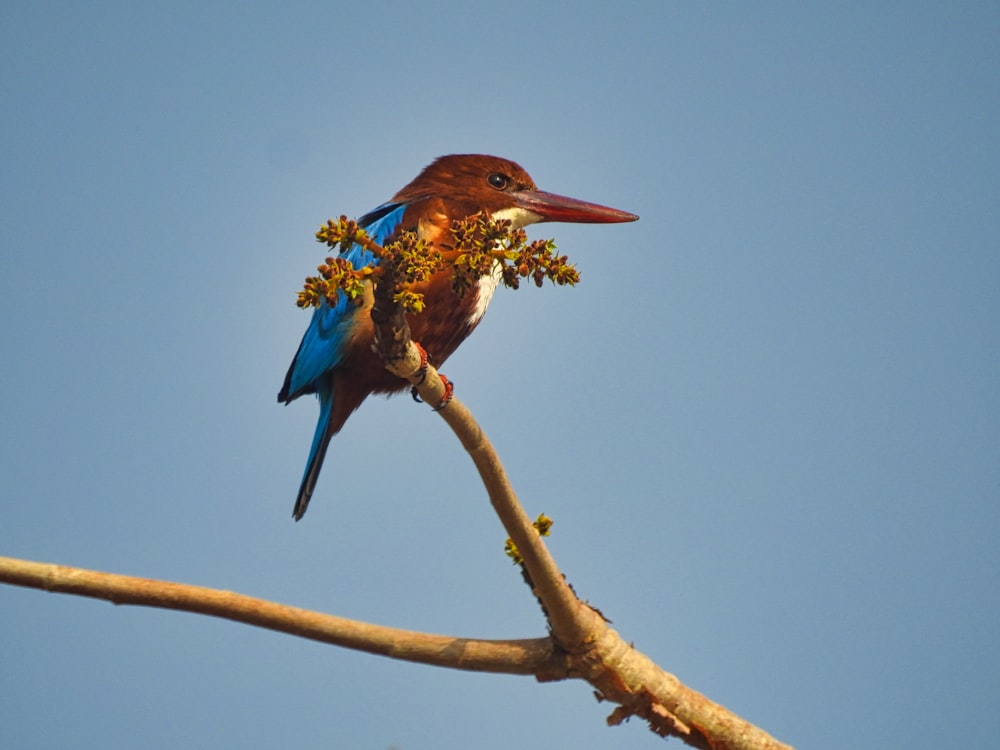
487 172 509 190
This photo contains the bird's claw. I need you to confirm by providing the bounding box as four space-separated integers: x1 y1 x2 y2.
409 351 454 412
413 342 429 385
432 374 454 411
410 343 431 403
411 374 454 409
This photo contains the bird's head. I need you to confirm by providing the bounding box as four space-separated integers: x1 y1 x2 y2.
392 154 638 229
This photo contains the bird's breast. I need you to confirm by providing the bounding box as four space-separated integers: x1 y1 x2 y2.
406 261 500 367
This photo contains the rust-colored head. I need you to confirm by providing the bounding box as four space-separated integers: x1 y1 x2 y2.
392 154 638 228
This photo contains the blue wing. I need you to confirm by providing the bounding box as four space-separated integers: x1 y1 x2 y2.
278 202 408 402
281 201 410 519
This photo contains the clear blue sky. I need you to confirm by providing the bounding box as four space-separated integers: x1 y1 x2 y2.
2 3 998 748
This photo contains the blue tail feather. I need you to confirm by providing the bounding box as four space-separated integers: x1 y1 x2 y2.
293 383 335 521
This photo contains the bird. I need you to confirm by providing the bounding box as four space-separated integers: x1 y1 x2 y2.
279 154 638 520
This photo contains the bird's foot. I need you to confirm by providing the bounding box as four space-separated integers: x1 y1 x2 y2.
413 342 429 385
411 374 454 409
411 343 430 403
432 373 454 411
408 343 454 411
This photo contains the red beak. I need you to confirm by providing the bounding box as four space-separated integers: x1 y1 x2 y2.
513 189 639 224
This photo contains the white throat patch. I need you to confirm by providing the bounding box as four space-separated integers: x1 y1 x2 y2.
490 205 543 230
465 206 543 326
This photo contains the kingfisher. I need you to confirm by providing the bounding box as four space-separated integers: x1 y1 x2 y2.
279 154 638 520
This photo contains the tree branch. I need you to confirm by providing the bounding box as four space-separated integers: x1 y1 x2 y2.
0 555 555 675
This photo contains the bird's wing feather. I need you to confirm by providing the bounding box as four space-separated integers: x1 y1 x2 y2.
278 202 408 402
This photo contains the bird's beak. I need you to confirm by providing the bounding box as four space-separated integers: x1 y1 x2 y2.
512 189 639 224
